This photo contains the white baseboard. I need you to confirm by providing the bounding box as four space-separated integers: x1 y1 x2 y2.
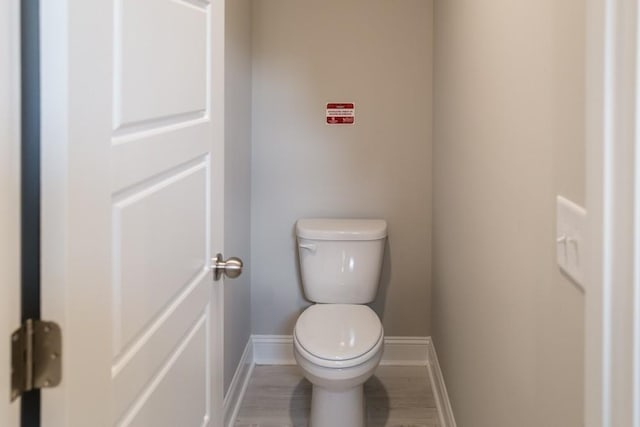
380 336 430 366
223 338 255 427
225 334 456 427
426 339 457 427
252 334 431 366
252 335 295 365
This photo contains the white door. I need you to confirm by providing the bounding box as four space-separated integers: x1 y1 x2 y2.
1 0 20 425
40 0 226 426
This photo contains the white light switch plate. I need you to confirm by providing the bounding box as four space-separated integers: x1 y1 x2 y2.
556 195 586 290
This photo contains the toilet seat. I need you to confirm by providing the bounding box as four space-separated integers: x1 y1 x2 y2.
294 304 383 369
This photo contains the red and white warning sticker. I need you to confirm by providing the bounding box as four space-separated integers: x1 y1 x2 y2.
326 103 355 125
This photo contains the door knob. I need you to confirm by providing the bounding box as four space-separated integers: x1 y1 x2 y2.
211 253 243 281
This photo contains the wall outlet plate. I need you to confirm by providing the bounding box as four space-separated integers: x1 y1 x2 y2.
556 195 586 290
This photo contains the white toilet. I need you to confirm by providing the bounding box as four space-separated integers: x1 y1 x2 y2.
293 218 387 427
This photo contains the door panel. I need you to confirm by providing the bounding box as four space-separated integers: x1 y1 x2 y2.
116 0 208 128
40 0 224 425
111 126 211 189
117 313 210 427
112 280 210 421
114 160 208 353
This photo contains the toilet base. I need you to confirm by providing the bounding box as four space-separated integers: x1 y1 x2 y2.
310 384 365 427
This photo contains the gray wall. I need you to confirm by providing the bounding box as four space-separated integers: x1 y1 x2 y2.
250 0 434 336
432 1 585 426
224 0 252 395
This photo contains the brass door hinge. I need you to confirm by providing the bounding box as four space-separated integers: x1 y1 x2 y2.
11 319 62 401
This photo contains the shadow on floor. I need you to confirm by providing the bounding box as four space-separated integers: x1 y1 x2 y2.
364 375 390 426
288 375 391 427
289 377 311 426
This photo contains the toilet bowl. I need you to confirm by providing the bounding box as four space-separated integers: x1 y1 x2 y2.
293 304 384 427
293 218 388 427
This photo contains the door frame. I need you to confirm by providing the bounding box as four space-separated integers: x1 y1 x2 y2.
585 0 640 425
0 0 21 425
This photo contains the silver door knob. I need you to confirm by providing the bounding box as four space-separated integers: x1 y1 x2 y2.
211 253 243 281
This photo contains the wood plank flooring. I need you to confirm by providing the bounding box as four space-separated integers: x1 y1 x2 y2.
234 365 441 427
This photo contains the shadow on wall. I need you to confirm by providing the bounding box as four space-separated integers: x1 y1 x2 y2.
292 224 312 329
369 238 392 323
292 224 305 299
291 222 392 323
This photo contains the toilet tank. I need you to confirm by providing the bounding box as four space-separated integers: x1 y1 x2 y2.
296 218 387 304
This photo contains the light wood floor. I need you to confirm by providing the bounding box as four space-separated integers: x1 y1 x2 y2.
234 365 441 427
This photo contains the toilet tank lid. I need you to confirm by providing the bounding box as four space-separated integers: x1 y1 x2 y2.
296 218 387 240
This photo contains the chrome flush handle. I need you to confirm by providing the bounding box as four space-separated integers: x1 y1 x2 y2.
298 243 317 253
211 253 243 281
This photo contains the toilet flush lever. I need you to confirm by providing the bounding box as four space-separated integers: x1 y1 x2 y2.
211 253 243 281
298 243 317 253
